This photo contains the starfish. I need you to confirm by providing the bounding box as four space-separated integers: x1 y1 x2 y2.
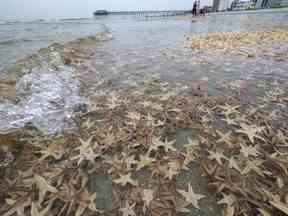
162 138 177 152
242 159 263 176
228 157 241 173
216 130 234 148
72 151 100 166
4 197 31 216
224 117 238 126
208 150 227 165
136 155 155 171
31 202 52 216
236 123 265 143
177 183 205 209
148 137 165 153
107 93 120 109
119 201 136 216
142 189 154 207
240 143 260 158
217 193 236 207
164 161 180 180
82 118 95 129
34 175 58 204
150 137 177 153
219 104 240 117
75 190 100 216
184 138 199 150
103 132 115 147
145 113 154 122
38 142 64 160
277 130 288 144
113 173 138 186
127 112 141 121
77 136 95 152
125 155 138 170
159 91 176 101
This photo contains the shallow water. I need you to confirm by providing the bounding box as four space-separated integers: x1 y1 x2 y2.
1 10 288 80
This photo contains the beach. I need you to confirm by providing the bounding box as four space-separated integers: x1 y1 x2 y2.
0 9 288 216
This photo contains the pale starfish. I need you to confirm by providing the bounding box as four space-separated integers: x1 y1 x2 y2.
177 183 205 209
164 161 180 180
240 143 260 158
184 138 199 150
72 151 100 166
5 197 31 216
127 112 141 121
217 193 236 207
142 189 154 207
125 155 138 170
228 157 241 173
149 136 164 152
119 201 136 216
77 136 95 152
236 123 265 143
113 173 138 186
136 154 155 171
224 117 238 126
34 175 58 203
103 132 115 147
31 202 52 216
149 137 176 153
82 118 95 129
75 191 101 216
162 138 177 152
219 104 240 117
242 159 263 176
216 130 234 148
208 150 227 165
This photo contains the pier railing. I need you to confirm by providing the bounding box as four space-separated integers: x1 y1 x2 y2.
109 10 191 17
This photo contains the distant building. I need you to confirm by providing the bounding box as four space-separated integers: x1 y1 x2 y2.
231 0 254 10
213 0 233 11
256 0 288 8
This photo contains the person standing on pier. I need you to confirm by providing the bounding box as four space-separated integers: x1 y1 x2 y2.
192 1 197 16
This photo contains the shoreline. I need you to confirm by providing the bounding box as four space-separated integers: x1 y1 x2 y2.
0 14 288 216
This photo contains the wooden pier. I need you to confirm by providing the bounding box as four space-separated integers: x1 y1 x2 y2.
109 10 191 17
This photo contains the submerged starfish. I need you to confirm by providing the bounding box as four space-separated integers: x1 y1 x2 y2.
219 104 240 117
31 202 52 216
119 201 136 216
164 161 180 180
149 137 177 153
127 112 141 121
208 150 227 165
217 193 236 207
240 143 260 158
142 189 154 207
228 157 241 173
113 173 138 186
75 190 101 216
34 175 58 204
236 123 265 143
216 130 234 148
136 154 155 171
242 159 263 176
177 183 205 209
77 136 95 151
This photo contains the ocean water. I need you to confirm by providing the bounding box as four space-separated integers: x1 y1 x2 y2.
0 10 288 81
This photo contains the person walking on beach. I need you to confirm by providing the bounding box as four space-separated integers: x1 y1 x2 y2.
192 1 197 16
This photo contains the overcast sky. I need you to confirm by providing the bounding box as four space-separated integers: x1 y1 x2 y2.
1 0 212 20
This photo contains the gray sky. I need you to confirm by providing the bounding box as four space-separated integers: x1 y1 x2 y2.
1 0 212 20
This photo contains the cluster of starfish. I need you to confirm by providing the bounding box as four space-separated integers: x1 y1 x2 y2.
185 29 288 59
0 75 287 216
